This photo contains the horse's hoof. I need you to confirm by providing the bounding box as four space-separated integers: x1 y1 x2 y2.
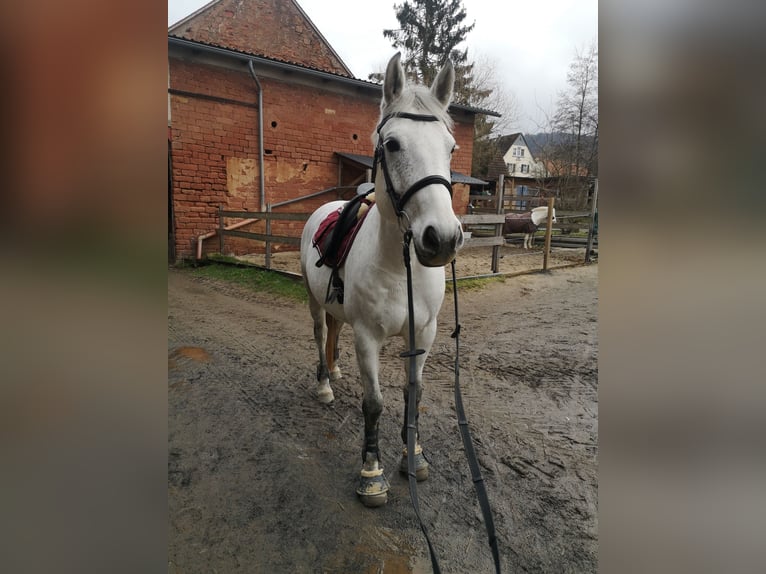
359 491 388 508
399 446 429 481
329 366 342 382
356 468 390 507
316 380 334 404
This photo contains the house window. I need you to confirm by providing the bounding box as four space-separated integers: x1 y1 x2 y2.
507 163 515 173
512 147 525 158
520 164 530 174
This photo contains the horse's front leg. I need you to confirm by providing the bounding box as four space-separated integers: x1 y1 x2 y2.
399 321 436 481
354 333 390 507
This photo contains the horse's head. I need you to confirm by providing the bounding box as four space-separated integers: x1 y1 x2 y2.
531 206 556 226
372 52 464 267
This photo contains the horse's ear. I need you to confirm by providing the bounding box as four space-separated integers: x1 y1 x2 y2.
431 60 454 108
383 52 405 106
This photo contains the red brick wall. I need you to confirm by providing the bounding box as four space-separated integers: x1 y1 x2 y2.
169 58 475 260
170 0 351 77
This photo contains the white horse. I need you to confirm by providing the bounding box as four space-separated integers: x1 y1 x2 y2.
300 53 464 507
503 205 556 249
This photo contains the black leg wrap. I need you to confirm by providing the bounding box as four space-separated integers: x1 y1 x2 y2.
362 428 380 463
401 402 421 443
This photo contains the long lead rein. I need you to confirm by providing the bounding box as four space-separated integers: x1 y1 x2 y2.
402 230 442 573
401 230 501 573
450 259 502 574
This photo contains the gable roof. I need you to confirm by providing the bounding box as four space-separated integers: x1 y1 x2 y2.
168 36 501 119
168 0 354 78
483 133 545 182
494 133 523 156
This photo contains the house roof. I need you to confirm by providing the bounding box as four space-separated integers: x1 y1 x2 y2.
168 0 220 31
169 0 354 78
494 133 524 156
168 36 501 118
485 153 509 183
335 152 488 186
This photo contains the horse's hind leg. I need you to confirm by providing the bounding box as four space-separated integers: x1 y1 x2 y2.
308 291 335 404
325 314 343 382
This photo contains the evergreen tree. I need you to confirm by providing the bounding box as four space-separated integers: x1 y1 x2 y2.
382 0 475 92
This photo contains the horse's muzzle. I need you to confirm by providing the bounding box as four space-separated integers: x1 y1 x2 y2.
414 223 464 267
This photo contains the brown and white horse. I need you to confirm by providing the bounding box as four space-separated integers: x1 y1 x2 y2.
503 205 556 249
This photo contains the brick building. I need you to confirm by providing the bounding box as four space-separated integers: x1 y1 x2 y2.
168 0 495 261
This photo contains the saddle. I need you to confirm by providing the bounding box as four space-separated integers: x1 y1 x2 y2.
312 186 375 304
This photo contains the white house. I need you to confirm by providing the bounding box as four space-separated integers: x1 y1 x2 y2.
497 133 544 178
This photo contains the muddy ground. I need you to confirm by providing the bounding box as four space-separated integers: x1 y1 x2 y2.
168 247 598 573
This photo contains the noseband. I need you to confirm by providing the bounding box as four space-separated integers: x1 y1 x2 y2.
372 112 453 218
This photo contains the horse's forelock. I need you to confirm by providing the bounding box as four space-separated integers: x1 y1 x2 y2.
378 85 454 132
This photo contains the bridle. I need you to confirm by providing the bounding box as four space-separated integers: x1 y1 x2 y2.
372 112 453 219
376 112 501 573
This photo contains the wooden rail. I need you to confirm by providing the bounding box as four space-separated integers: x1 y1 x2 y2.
217 208 310 269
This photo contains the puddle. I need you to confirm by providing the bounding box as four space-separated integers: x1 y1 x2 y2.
168 346 211 370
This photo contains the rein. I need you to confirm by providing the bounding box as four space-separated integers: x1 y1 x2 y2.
448 259 501 574
377 110 501 572
401 232 502 574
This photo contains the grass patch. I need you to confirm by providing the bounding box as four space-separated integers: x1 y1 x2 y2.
188 261 307 303
446 275 506 293
185 259 503 301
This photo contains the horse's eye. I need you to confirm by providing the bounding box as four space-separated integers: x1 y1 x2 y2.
384 139 400 152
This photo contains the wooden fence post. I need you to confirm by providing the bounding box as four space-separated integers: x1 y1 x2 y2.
218 204 224 255
491 174 505 273
265 203 272 270
542 197 555 271
585 179 599 263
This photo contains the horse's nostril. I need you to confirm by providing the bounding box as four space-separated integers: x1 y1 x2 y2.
423 225 440 253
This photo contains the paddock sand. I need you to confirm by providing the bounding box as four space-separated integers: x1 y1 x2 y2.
168 247 597 573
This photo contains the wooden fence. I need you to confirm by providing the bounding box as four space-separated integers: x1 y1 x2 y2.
217 208 309 270
467 175 598 265
214 177 598 277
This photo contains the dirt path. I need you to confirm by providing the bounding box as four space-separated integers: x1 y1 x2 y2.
168 261 598 573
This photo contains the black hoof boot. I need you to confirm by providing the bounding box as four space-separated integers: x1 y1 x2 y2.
356 467 390 507
399 445 429 481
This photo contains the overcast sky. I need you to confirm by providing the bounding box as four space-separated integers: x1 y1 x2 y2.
168 0 597 134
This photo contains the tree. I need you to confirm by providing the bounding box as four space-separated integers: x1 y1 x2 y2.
382 0 474 85
530 42 598 210
550 41 598 179
381 0 474 95
468 54 519 179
